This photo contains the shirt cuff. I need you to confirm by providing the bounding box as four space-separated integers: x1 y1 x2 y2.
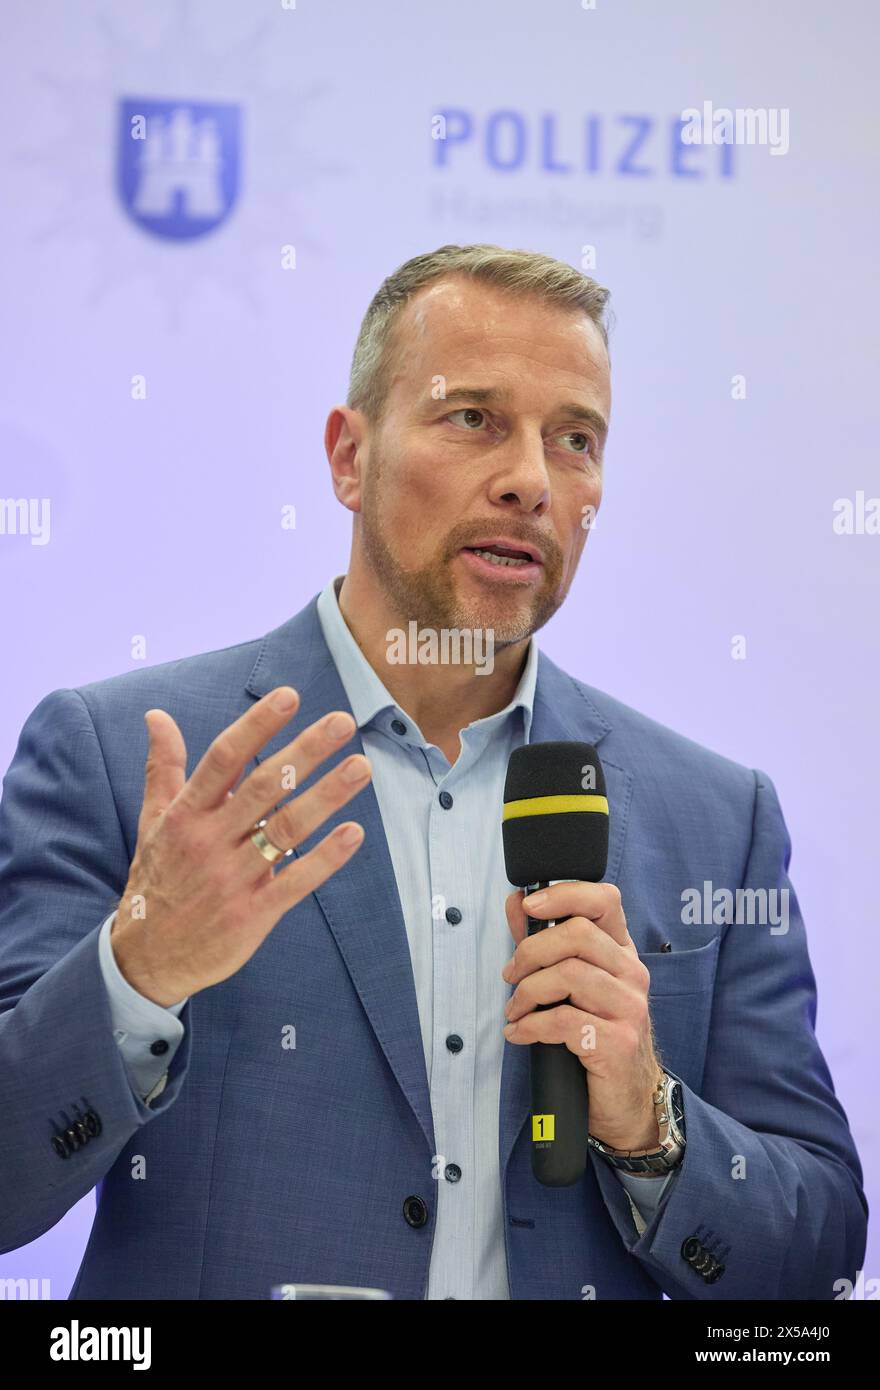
615 1166 675 1222
98 910 188 1104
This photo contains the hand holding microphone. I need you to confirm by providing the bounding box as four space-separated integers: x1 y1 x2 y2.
501 742 661 1185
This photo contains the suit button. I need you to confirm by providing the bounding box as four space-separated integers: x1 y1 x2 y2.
403 1196 428 1228
64 1127 82 1151
84 1109 102 1136
705 1262 725 1284
73 1120 89 1145
150 1039 169 1056
51 1135 70 1160
445 1034 464 1054
681 1236 702 1264
694 1249 715 1272
444 1164 461 1183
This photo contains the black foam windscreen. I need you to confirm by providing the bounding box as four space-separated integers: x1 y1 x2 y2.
502 741 609 886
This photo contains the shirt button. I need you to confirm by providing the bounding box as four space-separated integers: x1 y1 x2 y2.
445 1034 464 1054
439 790 453 809
444 1164 462 1183
150 1039 169 1056
391 718 407 736
445 907 462 925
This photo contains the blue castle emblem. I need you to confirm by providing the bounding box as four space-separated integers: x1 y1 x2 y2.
117 98 241 240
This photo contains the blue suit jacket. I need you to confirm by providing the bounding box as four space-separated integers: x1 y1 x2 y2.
0 593 867 1299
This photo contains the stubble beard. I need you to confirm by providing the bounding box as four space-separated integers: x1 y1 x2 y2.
358 452 565 649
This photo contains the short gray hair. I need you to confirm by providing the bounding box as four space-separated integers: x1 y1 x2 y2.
346 243 611 423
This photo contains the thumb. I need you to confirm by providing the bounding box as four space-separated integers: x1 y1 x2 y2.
139 708 187 830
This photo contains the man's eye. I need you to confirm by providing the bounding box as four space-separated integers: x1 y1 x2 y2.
449 408 487 430
558 431 593 455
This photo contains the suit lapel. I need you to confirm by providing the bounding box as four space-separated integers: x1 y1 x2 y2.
244 595 435 1153
243 596 633 1177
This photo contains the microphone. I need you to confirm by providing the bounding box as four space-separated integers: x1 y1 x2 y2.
502 741 609 1186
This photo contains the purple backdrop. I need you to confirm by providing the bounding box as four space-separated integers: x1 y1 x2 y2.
0 0 876 1297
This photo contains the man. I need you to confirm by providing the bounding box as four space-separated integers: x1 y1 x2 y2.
0 245 866 1300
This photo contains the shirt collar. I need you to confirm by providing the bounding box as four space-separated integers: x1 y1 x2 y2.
316 573 538 746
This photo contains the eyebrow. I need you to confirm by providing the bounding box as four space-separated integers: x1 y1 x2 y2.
432 386 608 443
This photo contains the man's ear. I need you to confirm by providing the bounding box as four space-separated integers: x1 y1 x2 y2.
325 405 367 514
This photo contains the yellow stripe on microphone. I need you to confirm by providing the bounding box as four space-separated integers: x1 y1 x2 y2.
502 794 609 821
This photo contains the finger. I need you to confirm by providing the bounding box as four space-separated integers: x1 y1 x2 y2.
505 888 528 946
506 958 623 1022
235 754 372 879
255 820 366 920
182 686 300 812
139 710 187 832
222 709 358 833
522 881 631 948
503 1001 591 1054
503 915 624 985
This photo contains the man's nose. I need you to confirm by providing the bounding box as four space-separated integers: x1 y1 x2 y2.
488 436 551 514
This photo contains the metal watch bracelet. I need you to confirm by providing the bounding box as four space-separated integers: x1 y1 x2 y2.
587 1070 686 1175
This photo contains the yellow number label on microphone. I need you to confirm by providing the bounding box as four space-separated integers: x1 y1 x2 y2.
532 1114 555 1142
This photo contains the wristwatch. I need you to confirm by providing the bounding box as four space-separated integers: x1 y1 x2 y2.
587 1069 686 1175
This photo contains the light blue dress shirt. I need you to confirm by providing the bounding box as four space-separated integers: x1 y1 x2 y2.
98 573 677 1295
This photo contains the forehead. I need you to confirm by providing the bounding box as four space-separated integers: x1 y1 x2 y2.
388 274 610 406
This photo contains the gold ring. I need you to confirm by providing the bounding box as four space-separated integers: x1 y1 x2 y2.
250 819 292 865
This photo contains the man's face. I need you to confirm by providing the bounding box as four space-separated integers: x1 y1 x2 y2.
355 274 611 647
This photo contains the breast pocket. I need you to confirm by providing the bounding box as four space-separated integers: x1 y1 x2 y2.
639 937 721 1091
641 936 721 997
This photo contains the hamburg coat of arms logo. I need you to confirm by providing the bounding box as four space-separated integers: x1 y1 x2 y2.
116 97 241 240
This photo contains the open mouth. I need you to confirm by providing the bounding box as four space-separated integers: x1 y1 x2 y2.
458 542 544 584
461 543 539 569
